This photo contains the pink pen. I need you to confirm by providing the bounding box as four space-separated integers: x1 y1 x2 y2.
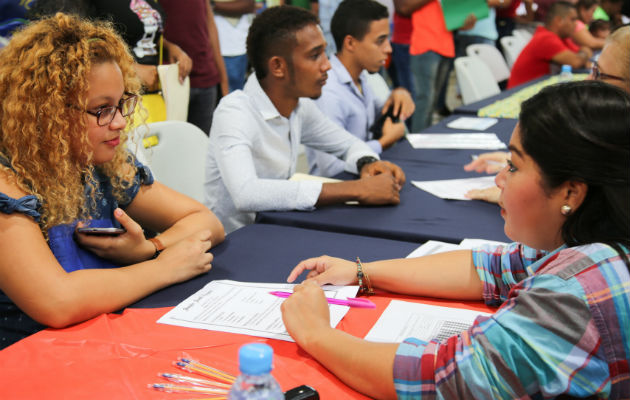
269 291 375 308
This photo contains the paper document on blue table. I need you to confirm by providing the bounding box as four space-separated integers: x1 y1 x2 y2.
157 280 358 342
406 238 508 258
446 117 498 131
364 300 491 343
411 176 496 200
406 133 506 149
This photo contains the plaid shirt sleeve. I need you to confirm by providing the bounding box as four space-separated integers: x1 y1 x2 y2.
393 243 630 399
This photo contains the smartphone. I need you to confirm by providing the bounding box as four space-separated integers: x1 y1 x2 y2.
76 227 126 236
284 385 319 400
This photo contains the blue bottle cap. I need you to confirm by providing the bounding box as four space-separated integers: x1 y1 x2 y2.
561 64 572 73
238 343 273 375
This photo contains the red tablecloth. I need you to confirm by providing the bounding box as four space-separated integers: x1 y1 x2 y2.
0 293 494 399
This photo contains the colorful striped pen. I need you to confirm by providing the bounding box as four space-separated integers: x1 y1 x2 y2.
269 291 375 308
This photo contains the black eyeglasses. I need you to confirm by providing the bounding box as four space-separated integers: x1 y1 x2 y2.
84 94 138 126
591 60 626 82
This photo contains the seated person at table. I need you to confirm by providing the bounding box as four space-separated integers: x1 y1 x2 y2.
588 19 611 39
204 6 406 234
592 25 630 93
0 14 225 348
507 1 591 88
466 25 630 204
281 81 630 399
307 0 414 178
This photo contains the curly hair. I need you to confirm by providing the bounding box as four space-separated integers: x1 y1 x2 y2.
247 5 319 80
0 13 143 233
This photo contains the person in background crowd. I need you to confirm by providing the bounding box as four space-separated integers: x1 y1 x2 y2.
589 18 612 38
496 0 535 40
29 0 193 95
213 0 256 92
387 11 415 129
571 0 607 50
318 0 343 55
593 0 624 25
161 0 229 135
507 1 591 88
394 0 475 131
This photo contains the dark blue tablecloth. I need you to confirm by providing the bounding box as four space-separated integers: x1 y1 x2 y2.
130 224 418 308
257 116 517 244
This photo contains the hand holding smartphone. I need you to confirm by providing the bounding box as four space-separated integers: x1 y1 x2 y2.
76 227 126 236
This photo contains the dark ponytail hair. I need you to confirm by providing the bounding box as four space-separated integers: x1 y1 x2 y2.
519 81 630 264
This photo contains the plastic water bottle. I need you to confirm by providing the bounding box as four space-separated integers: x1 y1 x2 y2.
228 343 284 400
559 64 573 81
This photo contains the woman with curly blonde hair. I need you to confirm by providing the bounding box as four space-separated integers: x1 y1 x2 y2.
0 13 224 348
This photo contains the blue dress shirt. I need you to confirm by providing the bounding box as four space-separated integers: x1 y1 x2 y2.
308 54 386 177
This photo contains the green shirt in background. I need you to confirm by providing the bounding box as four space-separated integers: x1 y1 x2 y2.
592 6 610 21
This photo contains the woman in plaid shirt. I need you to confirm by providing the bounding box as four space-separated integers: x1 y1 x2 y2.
282 81 630 399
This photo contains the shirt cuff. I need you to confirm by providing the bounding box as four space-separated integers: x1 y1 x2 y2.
393 337 432 399
367 139 383 154
294 180 323 210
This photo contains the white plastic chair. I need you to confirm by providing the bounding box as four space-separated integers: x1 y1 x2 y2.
500 35 527 68
454 56 501 105
512 28 533 43
129 121 208 203
466 43 511 83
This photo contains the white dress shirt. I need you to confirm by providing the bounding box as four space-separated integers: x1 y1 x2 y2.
308 55 386 177
204 74 379 233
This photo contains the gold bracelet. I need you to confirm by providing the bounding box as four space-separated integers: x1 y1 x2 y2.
356 257 374 296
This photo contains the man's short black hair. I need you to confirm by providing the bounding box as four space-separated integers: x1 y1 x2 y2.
545 1 576 25
247 5 319 80
331 0 389 53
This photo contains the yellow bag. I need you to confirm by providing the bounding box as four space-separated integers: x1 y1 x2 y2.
141 92 167 124
138 33 167 124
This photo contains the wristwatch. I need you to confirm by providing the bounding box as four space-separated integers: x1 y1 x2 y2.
356 156 379 173
148 237 165 259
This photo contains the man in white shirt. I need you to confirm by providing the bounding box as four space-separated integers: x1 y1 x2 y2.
309 0 414 177
205 5 406 233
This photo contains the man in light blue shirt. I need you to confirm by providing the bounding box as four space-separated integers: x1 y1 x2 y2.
308 0 414 177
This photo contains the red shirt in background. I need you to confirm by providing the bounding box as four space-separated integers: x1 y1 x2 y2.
410 0 454 57
392 12 412 45
507 26 575 88
496 0 521 18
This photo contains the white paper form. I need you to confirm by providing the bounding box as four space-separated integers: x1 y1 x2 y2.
364 300 491 343
446 117 498 131
406 133 506 150
406 238 508 258
157 280 359 342
411 176 496 200
406 240 461 258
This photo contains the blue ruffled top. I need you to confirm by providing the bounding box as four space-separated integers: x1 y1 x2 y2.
0 154 154 347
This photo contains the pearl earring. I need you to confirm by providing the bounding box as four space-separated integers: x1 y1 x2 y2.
561 205 572 215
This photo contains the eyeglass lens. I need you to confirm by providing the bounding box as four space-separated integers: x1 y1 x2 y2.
97 96 138 126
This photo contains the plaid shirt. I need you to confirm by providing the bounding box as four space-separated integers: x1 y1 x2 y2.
394 242 630 399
